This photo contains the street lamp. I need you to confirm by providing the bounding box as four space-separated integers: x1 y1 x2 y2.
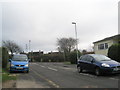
72 22 79 60
29 40 31 61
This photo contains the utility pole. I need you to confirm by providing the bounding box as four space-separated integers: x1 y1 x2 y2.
29 40 31 52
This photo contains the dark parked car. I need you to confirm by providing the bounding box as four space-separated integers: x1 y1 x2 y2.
77 54 120 76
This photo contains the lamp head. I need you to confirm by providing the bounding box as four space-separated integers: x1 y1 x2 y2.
72 22 76 24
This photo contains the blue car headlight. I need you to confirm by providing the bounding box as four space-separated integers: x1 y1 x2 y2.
25 64 28 67
101 63 110 67
11 64 14 67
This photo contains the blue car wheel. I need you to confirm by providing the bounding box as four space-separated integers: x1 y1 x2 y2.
26 70 29 73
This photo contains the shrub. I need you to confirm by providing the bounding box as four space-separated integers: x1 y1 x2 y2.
2 47 9 69
69 50 81 64
0 47 2 70
108 44 120 62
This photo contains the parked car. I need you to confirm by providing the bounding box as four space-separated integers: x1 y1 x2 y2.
77 54 120 76
9 54 29 73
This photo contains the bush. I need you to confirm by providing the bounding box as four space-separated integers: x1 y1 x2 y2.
69 50 81 64
2 47 9 69
0 47 2 71
108 44 120 62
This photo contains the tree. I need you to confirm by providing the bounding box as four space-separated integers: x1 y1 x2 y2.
82 49 87 55
2 40 22 55
57 37 77 61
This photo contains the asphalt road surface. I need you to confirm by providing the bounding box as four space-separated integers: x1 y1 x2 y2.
16 62 120 88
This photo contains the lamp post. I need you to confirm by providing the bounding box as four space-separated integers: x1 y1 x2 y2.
72 22 79 60
29 40 31 61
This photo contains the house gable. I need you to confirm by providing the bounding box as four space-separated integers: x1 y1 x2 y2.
93 34 120 56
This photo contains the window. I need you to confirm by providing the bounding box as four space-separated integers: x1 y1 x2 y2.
12 55 28 61
98 44 104 50
92 54 111 61
79 56 83 60
105 43 108 49
86 56 92 62
81 55 91 62
89 56 94 62
80 55 87 60
98 43 108 50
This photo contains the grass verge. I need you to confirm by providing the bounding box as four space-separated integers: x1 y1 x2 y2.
64 61 71 65
2 69 16 83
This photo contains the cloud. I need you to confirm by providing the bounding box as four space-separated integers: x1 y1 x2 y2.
2 0 118 52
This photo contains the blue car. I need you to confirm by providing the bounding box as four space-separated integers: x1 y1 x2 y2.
9 54 29 73
77 54 120 76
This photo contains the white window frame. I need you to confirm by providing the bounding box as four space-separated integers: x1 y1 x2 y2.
98 43 108 50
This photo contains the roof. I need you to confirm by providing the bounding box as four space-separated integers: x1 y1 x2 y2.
93 34 120 44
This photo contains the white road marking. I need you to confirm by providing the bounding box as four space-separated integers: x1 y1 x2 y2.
47 67 58 71
79 73 97 78
32 63 58 71
40 65 46 68
31 63 38 65
62 67 71 70
109 78 119 81
32 63 46 68
53 65 75 71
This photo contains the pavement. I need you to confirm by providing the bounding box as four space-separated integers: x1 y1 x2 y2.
15 62 120 88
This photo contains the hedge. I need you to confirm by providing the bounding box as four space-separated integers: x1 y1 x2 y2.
33 53 64 62
2 47 9 69
0 47 2 70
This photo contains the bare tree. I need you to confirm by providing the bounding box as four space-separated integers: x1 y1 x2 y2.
57 37 77 61
2 40 22 55
57 37 77 52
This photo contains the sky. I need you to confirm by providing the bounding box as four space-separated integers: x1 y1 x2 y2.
1 0 119 53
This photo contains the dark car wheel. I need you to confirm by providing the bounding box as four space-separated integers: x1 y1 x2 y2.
9 70 12 73
9 69 13 73
95 68 101 76
26 70 29 73
77 66 82 73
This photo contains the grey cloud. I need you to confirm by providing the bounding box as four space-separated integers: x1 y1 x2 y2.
2 0 118 52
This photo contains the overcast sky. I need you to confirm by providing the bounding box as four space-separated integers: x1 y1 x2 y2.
1 0 119 53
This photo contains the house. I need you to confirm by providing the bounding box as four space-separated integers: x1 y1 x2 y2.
93 34 120 56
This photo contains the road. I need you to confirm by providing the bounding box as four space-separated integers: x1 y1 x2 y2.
16 62 120 88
